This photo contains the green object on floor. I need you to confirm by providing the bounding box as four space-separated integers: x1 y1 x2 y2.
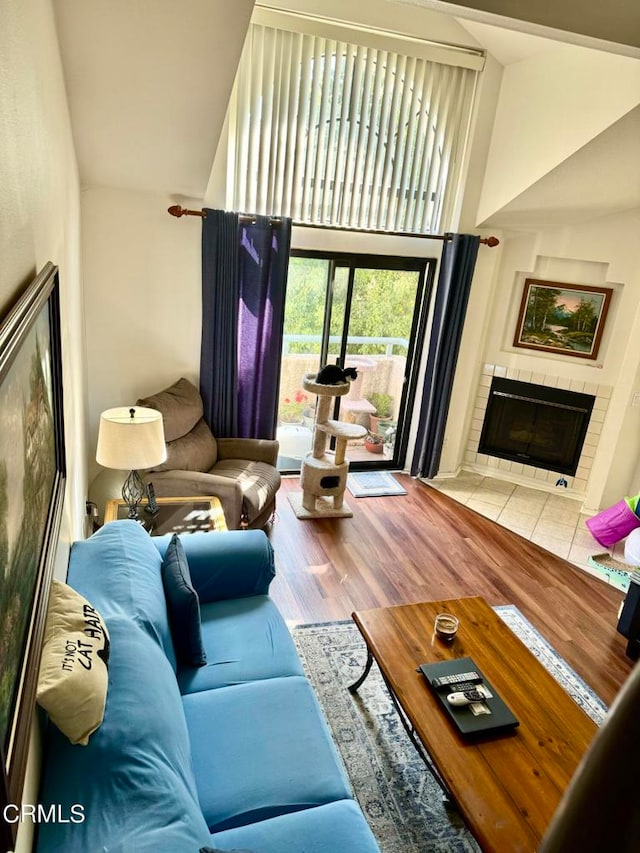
587 553 634 592
625 495 638 512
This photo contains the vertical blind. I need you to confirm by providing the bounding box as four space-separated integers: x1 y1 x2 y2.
228 16 481 234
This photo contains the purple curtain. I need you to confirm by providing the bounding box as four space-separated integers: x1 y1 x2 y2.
200 210 291 439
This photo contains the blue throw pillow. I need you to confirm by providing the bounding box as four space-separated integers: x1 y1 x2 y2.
161 534 206 667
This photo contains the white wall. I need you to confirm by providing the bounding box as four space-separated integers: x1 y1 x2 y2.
0 0 86 551
436 34 640 511
82 187 203 482
81 190 447 483
441 209 640 510
0 1 86 850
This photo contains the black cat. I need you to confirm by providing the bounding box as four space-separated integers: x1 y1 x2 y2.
315 364 358 385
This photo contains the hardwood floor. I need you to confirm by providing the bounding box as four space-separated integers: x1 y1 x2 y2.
267 474 634 706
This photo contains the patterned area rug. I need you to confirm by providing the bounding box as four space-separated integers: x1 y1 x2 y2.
347 471 408 497
292 606 607 853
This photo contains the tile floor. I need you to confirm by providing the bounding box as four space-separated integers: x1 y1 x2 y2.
425 470 626 583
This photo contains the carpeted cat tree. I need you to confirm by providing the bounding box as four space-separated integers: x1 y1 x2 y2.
288 372 367 519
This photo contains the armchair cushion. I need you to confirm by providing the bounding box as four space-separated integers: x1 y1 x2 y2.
137 377 203 442
152 418 218 473
217 437 279 467
212 460 281 525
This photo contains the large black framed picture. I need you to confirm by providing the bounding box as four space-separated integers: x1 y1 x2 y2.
0 263 66 851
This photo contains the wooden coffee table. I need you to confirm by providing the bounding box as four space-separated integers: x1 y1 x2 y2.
350 596 598 852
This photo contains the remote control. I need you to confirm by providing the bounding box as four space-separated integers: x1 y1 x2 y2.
447 689 486 707
432 671 481 690
448 681 483 693
145 482 159 516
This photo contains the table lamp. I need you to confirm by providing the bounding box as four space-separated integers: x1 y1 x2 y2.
96 406 167 519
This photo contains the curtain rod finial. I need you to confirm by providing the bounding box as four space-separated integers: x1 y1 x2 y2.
483 236 500 247
168 204 205 218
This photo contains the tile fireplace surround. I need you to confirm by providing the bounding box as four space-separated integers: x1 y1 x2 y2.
463 363 611 496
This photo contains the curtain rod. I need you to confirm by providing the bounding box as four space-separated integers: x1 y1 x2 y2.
167 205 499 247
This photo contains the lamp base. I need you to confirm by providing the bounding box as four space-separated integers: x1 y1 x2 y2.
122 469 145 519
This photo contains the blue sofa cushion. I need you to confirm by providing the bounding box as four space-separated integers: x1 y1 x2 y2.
67 520 177 669
182 676 352 832
38 614 211 853
178 596 304 694
209 800 380 853
162 534 206 667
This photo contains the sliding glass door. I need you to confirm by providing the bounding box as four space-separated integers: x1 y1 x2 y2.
276 251 434 472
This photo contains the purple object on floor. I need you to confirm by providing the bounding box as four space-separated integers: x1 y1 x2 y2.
586 499 640 548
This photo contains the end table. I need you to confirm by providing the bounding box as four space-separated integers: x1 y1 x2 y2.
103 496 227 536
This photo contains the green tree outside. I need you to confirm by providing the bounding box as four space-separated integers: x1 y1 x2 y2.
285 257 418 355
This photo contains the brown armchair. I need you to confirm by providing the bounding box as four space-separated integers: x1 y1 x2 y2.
136 378 281 529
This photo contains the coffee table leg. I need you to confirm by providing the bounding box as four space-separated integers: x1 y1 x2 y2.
378 668 452 800
348 648 373 692
348 643 453 801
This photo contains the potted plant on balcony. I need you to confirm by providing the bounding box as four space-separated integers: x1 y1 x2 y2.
364 430 384 454
367 392 394 435
279 390 308 425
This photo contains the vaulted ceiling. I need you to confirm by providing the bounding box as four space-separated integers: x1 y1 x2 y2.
478 105 640 228
53 1 640 229
405 0 640 55
53 0 255 197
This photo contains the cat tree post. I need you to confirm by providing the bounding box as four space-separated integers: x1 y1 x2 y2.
288 372 367 519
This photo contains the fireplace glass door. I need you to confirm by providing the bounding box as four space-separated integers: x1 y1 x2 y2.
478 378 594 476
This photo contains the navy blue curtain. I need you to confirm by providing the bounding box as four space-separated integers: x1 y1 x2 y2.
411 233 480 479
200 209 291 439
200 209 240 438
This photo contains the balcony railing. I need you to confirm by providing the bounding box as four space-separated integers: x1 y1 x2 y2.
282 334 409 356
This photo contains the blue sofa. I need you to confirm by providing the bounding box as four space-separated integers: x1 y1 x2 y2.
37 521 380 852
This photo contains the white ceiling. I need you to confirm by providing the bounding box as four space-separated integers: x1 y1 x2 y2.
52 0 640 227
400 0 640 57
454 19 640 227
53 0 255 197
455 19 556 66
477 105 640 227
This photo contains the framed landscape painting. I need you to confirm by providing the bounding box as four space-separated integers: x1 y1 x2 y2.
513 278 613 360
0 263 65 852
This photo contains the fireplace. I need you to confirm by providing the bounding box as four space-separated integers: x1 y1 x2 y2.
478 377 595 476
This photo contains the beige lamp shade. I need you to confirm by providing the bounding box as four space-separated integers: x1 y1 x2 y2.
96 406 167 470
